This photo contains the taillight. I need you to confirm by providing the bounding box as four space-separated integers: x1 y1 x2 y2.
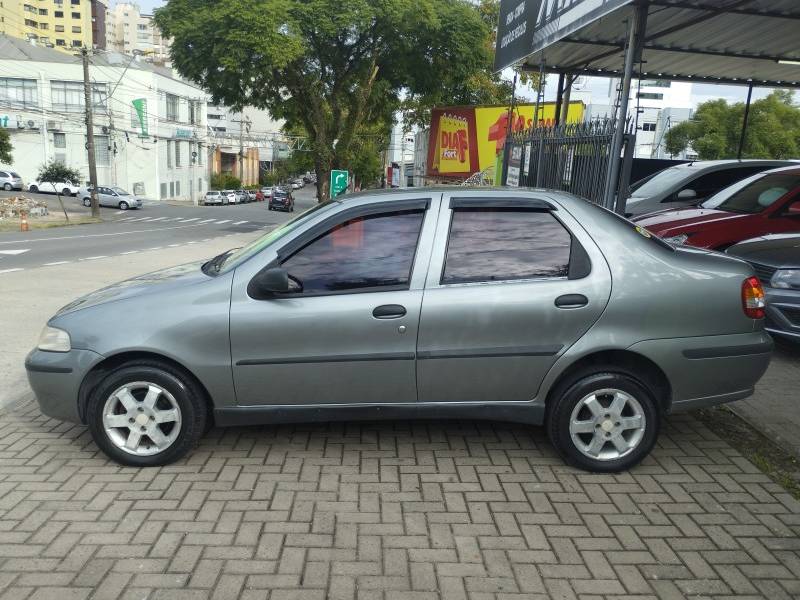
742 276 766 319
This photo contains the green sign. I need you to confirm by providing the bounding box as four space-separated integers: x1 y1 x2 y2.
330 169 349 198
132 98 148 137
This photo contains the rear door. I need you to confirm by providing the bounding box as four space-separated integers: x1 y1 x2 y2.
416 193 612 403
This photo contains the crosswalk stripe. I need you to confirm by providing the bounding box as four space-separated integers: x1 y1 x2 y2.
148 217 167 221
215 219 231 224
233 220 249 225
0 249 30 255
43 261 70 266
180 217 200 222
0 268 23 274
199 219 215 223
118 216 137 221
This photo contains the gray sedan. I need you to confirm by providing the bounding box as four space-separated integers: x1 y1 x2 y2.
25 188 773 471
79 186 142 210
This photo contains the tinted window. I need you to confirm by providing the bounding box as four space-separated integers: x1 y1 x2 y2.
282 210 425 294
442 209 571 284
0 172 7 177
712 173 800 214
681 167 770 198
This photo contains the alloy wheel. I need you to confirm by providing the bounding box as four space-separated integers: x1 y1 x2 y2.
568 388 646 461
102 382 182 456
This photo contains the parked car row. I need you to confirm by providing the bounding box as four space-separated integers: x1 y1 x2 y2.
204 189 265 205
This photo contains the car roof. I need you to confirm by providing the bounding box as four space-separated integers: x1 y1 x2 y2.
672 159 799 171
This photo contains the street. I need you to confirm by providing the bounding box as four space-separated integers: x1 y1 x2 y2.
0 187 317 273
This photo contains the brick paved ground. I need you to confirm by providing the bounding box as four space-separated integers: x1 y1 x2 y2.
1 401 799 600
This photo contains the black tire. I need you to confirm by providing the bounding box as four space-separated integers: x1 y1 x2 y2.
83 197 91 207
29 185 38 193
86 360 207 467
3 183 11 191
546 370 659 473
119 201 129 210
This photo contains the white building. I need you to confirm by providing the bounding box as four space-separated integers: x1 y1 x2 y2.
0 34 208 201
105 2 170 65
387 119 416 187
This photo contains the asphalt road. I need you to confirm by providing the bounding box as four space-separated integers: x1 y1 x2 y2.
0 186 317 272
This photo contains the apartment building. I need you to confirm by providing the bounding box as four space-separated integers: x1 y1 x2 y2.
0 34 208 201
0 0 105 52
105 2 169 65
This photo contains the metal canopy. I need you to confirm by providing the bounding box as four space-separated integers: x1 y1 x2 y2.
520 0 800 88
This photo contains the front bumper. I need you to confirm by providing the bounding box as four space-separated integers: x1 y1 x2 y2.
764 286 800 342
25 348 103 423
627 331 773 413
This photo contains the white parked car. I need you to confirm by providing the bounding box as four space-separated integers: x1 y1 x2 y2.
78 185 142 210
28 178 80 196
223 190 238 204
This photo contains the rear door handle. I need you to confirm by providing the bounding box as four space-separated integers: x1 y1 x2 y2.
555 294 588 309
373 304 407 319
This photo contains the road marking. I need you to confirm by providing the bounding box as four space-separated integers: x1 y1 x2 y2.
148 247 163 251
167 244 180 247
43 261 70 266
215 219 231 224
180 218 200 222
127 217 151 222
199 219 215 223
0 249 30 255
187 241 198 244
118 217 138 221
0 223 209 244
115 211 126 215
0 268 24 274
81 255 109 261
119 250 137 255
233 220 249 225
148 217 167 222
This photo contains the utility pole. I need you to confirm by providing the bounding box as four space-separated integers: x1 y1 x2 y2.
81 47 99 218
233 115 251 185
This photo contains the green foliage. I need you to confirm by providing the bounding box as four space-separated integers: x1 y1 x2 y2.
37 160 81 183
156 0 496 198
211 173 241 189
664 91 800 159
0 129 11 164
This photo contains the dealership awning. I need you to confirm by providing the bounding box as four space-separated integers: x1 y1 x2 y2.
517 1 800 88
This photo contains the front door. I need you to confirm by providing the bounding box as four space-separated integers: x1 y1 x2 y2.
230 198 434 406
417 194 612 403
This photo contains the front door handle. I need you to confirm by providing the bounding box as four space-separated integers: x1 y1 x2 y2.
373 304 407 319
555 294 588 309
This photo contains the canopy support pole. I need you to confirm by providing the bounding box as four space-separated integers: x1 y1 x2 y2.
737 81 754 160
554 73 565 125
604 2 648 210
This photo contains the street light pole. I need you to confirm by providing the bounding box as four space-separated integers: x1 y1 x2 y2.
81 47 100 218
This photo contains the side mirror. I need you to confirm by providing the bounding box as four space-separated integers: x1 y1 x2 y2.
248 267 290 298
676 188 697 200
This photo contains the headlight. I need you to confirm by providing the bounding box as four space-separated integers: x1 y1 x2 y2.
663 233 690 245
771 269 800 290
37 326 71 352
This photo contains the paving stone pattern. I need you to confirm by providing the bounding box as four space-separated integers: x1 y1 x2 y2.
1 401 799 600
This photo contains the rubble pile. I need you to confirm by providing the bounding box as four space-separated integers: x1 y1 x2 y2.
0 196 49 220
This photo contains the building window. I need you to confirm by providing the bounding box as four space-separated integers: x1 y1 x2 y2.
71 0 79 4
198 178 202 191
169 181 174 197
167 140 172 168
71 11 80 18
137 23 146 30
51 80 107 112
54 10 63 17
165 93 178 121
637 92 664 101
71 40 83 47
39 8 47 15
0 78 38 108
93 135 109 166
55 24 64 31
160 182 167 199
175 181 180 196
197 144 203 165
56 39 66 46
188 101 197 125
24 19 38 28
175 140 181 167
72 26 80 33
641 122 657 132
53 132 66 148
39 23 48 30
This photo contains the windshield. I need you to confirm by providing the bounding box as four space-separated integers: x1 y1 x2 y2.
213 200 339 274
701 172 799 214
111 187 130 195
700 172 764 209
630 166 695 198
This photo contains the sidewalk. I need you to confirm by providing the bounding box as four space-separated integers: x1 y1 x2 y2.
731 340 800 460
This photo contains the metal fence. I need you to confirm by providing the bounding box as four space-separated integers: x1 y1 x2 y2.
506 118 633 206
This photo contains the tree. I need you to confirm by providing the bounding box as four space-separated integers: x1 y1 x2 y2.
664 90 800 159
0 129 11 164
155 0 492 200
37 160 81 184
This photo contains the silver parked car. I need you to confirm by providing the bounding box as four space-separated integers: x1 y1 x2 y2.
25 188 773 471
0 169 23 191
79 185 142 210
625 159 797 216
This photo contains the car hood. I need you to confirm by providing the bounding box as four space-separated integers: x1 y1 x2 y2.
726 234 800 268
633 207 750 233
55 261 208 316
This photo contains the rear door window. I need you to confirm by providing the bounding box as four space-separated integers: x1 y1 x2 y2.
442 208 571 284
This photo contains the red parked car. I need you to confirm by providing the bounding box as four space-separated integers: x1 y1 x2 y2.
634 166 800 250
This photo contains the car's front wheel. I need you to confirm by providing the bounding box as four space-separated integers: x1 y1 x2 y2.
82 197 91 207
547 371 659 472
29 185 39 193
119 201 129 210
86 360 207 466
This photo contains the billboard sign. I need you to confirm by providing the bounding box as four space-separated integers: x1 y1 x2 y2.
426 102 584 179
494 0 539 71
530 0 633 54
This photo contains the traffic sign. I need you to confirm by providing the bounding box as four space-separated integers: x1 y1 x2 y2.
330 169 349 198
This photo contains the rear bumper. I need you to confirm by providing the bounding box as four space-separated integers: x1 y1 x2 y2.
627 331 773 413
25 348 103 423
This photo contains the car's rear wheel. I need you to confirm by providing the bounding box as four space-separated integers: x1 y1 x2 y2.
86 361 207 466
119 201 129 210
547 371 659 472
3 183 11 191
82 197 91 207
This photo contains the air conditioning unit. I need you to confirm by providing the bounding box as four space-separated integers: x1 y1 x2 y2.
26 120 37 129
47 120 62 130
101 125 110 134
